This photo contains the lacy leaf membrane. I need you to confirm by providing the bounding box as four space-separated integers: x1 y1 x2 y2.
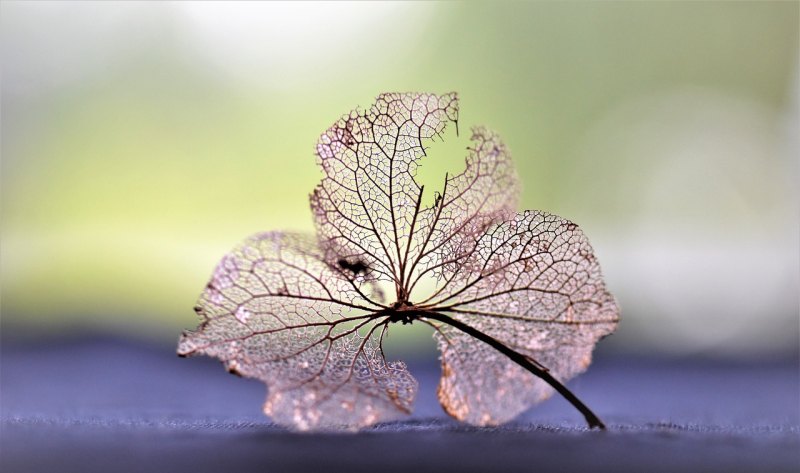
179 92 619 431
178 232 417 430
311 93 459 287
428 211 618 425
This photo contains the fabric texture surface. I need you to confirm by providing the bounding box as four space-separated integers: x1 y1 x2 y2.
1 337 798 473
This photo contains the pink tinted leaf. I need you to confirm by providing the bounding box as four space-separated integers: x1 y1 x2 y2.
429 211 619 425
180 92 620 431
310 92 458 290
178 232 417 431
407 126 519 292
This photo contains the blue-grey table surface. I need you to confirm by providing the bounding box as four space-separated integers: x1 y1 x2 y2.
1 336 798 473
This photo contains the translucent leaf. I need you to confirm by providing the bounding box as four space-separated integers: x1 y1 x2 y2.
178 232 417 431
310 92 458 288
179 92 620 431
408 126 519 289
427 211 618 425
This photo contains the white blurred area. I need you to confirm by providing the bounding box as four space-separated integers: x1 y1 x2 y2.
173 2 436 90
2 1 436 98
1 1 798 358
574 87 799 357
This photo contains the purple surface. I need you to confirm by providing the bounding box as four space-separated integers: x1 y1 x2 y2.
1 337 798 473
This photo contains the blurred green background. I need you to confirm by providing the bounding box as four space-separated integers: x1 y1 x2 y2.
2 1 798 358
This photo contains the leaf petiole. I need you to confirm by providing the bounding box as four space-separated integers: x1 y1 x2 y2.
400 309 607 430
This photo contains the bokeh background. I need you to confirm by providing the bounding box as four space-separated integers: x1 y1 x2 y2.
2 1 798 359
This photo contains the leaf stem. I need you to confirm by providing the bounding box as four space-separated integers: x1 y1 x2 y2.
417 310 607 430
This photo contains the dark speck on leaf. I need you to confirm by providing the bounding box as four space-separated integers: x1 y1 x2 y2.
338 258 368 275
